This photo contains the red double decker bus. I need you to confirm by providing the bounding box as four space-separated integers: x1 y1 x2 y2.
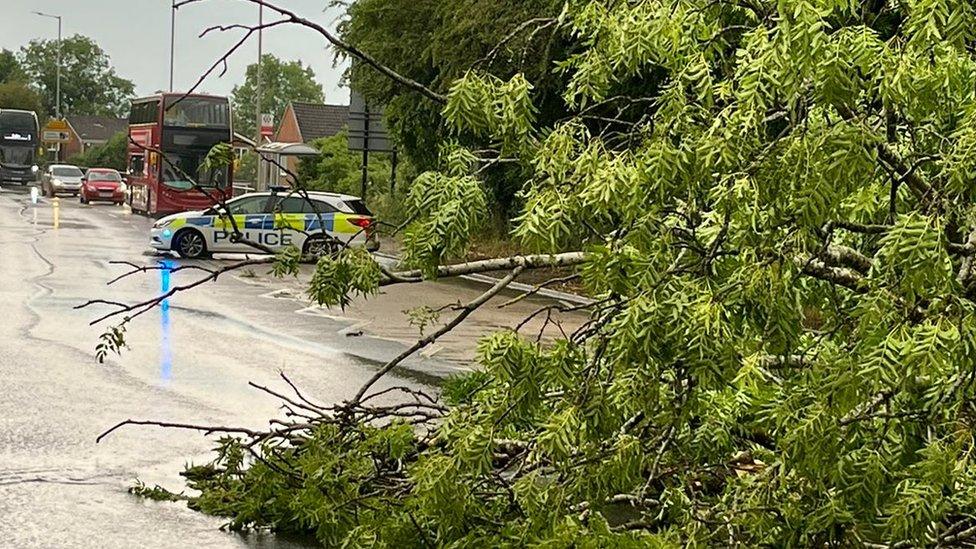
126 93 233 216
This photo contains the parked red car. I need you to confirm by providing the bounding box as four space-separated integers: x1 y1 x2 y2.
80 168 126 205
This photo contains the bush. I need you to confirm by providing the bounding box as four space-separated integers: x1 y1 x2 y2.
68 131 126 171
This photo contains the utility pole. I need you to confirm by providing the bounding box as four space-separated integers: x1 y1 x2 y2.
255 4 263 147
56 16 61 119
33 12 62 118
33 11 62 161
169 0 175 91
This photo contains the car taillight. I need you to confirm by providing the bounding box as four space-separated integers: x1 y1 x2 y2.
348 217 373 235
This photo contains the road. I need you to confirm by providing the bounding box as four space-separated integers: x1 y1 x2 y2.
0 185 579 548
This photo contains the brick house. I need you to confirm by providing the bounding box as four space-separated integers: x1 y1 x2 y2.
61 115 128 160
273 102 348 174
274 101 349 144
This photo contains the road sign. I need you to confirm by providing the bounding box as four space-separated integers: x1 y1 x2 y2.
42 119 71 143
260 113 274 139
42 130 70 143
348 91 394 153
348 89 399 198
44 119 68 131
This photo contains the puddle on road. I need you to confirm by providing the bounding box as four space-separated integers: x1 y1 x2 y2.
33 221 96 230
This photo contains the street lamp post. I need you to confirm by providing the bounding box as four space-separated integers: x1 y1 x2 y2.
170 0 176 91
255 4 263 147
33 11 62 119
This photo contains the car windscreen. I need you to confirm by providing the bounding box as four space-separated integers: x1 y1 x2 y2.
343 199 372 216
53 167 83 177
88 171 121 182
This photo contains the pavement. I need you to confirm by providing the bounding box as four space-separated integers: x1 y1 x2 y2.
0 184 582 548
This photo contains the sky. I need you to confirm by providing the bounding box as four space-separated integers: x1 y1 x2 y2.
0 0 351 105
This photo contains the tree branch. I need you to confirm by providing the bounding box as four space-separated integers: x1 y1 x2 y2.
76 257 273 325
175 0 447 104
351 266 525 404
96 419 261 443
383 252 587 285
795 256 865 292
820 245 873 275
476 17 557 69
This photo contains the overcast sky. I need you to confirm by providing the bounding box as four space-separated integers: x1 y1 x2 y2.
0 0 350 104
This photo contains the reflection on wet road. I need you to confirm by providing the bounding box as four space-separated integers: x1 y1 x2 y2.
160 259 173 384
0 187 444 548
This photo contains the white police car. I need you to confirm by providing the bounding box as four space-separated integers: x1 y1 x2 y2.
150 190 378 258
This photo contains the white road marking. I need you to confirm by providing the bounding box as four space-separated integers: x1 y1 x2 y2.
294 305 348 321
260 288 301 300
420 346 444 358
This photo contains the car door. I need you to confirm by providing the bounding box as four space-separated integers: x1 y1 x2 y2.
210 195 272 252
267 196 334 251
302 198 340 245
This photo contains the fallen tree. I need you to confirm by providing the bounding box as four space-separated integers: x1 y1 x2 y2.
84 0 976 546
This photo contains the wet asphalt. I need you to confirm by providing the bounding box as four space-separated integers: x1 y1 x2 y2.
0 185 449 548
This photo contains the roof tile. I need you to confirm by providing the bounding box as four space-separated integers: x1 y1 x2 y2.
66 115 128 142
290 102 349 142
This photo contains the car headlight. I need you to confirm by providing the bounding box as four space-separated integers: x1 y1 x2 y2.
52 178 62 186
119 182 128 192
153 219 175 229
31 165 38 174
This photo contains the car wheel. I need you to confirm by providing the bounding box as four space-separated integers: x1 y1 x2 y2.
174 229 208 259
303 235 340 260
80 195 88 204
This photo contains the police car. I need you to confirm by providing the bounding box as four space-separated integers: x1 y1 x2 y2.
150 190 378 258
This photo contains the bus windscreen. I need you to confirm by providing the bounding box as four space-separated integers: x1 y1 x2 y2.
161 150 229 189
0 146 33 165
0 112 37 141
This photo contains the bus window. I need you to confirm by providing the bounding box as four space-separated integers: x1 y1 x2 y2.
129 154 145 176
163 97 230 128
129 101 160 125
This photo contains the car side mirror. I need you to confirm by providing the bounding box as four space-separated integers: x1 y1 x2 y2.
81 175 87 182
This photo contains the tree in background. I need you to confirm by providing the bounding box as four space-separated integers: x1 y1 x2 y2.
231 54 324 137
0 49 25 83
297 130 391 195
296 130 411 223
0 82 43 114
0 48 41 114
18 36 134 117
338 0 566 217
67 132 127 171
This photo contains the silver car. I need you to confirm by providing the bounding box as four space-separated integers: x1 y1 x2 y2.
41 164 84 197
